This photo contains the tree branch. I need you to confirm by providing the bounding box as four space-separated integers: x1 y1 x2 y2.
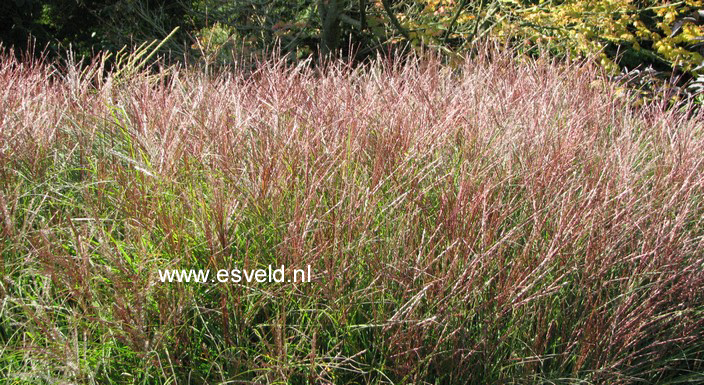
381 0 410 41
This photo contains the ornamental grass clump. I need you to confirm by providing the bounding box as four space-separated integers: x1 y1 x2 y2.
0 46 703 384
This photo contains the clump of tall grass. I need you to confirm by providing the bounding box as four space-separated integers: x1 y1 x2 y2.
0 45 703 384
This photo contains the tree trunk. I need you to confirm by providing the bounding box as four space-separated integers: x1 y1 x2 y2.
318 0 342 56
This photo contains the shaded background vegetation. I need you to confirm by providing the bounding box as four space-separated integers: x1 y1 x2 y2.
2 1 704 71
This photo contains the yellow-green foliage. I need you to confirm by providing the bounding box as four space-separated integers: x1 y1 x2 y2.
394 0 704 74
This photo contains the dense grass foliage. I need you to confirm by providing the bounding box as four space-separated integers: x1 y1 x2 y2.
1 49 703 384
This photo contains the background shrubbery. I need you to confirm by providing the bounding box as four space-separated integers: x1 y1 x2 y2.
3 1 704 73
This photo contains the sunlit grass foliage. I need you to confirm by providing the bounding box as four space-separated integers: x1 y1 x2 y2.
0 46 703 384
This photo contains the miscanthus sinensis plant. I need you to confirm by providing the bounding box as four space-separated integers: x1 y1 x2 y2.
0 45 703 384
